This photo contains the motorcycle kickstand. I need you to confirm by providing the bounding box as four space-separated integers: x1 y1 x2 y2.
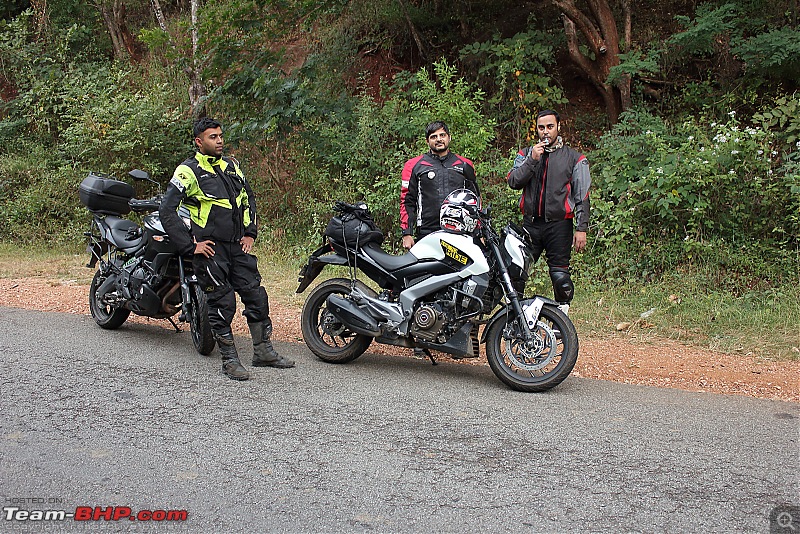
421 348 437 366
167 316 182 333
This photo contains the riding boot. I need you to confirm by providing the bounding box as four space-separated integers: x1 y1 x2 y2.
249 320 295 369
216 332 250 381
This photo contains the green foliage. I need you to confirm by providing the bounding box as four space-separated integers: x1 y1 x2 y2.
0 144 85 246
0 10 109 143
733 27 800 83
59 71 189 178
752 93 800 147
607 47 661 87
669 3 738 57
0 0 28 20
460 28 566 145
590 106 798 283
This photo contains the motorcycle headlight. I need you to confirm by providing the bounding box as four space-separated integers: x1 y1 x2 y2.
503 225 534 281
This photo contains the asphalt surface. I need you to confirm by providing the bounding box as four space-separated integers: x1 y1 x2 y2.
1 306 798 533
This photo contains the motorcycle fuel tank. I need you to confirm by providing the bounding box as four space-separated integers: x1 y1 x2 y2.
410 231 489 277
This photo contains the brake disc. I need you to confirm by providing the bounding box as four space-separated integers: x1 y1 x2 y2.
503 320 558 371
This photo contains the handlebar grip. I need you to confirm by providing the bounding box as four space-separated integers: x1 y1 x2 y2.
128 197 162 213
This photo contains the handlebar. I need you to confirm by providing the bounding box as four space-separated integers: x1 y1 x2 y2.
129 196 163 213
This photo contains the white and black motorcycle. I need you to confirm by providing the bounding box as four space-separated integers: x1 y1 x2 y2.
296 190 578 392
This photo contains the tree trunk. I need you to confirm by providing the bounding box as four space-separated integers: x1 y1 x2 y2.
150 0 168 32
93 0 142 62
188 0 207 119
552 0 630 123
398 0 427 61
30 0 49 37
149 0 207 118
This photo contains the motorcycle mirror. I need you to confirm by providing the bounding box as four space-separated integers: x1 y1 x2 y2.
129 169 159 186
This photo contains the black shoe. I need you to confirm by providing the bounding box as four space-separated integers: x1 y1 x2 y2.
250 321 295 369
252 354 295 369
222 359 250 381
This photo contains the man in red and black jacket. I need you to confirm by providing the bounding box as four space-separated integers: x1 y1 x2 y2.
507 110 591 314
400 121 480 249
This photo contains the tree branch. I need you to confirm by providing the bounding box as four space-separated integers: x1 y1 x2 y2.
552 0 605 52
398 0 427 60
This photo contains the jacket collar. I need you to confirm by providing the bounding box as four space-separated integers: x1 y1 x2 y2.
195 152 223 166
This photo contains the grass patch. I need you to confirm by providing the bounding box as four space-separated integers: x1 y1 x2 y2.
0 243 91 282
571 277 800 361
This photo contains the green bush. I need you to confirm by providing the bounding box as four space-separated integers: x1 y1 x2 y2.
460 26 567 145
733 27 800 84
589 106 798 284
0 147 84 246
59 68 189 179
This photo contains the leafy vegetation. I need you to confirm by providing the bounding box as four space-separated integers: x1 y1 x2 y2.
0 0 797 358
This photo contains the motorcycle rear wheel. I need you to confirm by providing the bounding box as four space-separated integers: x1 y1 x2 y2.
301 278 375 363
89 269 131 329
485 304 578 392
187 284 215 356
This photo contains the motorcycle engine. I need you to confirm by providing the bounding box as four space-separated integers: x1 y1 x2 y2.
411 303 446 343
118 257 153 300
410 278 488 344
129 266 148 297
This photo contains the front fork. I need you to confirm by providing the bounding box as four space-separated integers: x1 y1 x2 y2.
487 237 537 345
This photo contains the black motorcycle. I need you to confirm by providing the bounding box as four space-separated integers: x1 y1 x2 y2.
79 169 215 355
297 196 578 392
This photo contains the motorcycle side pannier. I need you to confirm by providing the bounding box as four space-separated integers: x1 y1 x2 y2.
79 174 135 215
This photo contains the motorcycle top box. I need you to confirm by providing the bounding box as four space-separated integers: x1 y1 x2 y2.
79 174 135 215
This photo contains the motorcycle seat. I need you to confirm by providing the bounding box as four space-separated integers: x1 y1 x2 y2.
362 242 418 271
101 216 143 251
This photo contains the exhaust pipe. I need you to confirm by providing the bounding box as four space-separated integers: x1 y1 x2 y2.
326 294 382 337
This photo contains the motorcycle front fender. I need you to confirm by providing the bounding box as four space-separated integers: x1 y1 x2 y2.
296 244 348 294
480 295 559 343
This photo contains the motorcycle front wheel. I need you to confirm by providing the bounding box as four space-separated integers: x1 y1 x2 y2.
485 304 578 392
89 269 130 329
301 278 375 363
187 284 215 356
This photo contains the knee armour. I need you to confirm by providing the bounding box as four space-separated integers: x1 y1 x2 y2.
549 267 574 304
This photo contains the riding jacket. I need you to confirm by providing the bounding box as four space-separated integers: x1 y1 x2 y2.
160 152 258 257
506 143 591 231
400 151 480 238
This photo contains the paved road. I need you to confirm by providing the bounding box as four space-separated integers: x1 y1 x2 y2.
1 306 797 533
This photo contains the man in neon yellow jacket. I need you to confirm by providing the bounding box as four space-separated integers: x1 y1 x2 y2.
159 117 294 380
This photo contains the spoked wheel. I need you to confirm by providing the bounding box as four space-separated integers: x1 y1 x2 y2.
301 278 375 363
187 284 215 356
486 304 578 392
88 269 130 329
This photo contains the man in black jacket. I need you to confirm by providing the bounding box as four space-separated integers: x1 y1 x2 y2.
400 121 480 249
159 118 294 380
507 110 591 315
